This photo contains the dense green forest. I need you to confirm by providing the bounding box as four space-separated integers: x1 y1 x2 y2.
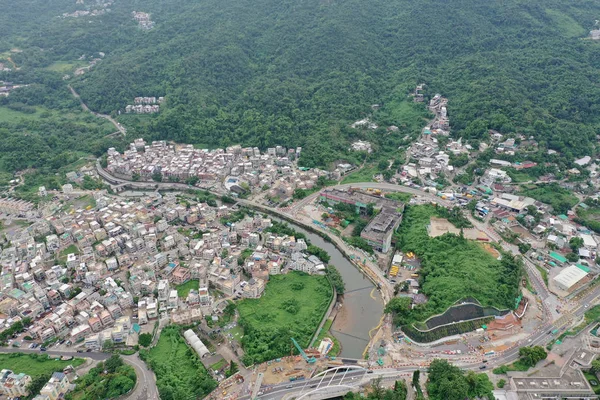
1 0 600 173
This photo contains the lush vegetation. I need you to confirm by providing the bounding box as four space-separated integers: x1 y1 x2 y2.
140 325 217 400
344 378 408 400
393 205 523 325
138 333 152 347
1 0 600 179
176 279 199 298
326 265 345 295
237 271 333 365
519 184 579 214
0 317 31 344
67 355 135 400
0 353 83 378
402 317 494 344
314 319 341 357
575 201 600 234
384 192 412 203
427 359 494 400
493 346 547 374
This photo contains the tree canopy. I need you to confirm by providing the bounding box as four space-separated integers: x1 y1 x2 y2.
1 0 600 173
427 359 494 400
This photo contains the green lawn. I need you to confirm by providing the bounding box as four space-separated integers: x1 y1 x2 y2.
584 371 600 394
59 244 80 261
377 97 432 130
506 169 535 183
341 165 378 184
229 325 244 341
237 271 333 365
176 279 199 297
519 184 578 214
143 325 217 399
0 353 84 378
493 360 531 374
314 319 341 357
545 9 586 38
210 359 226 372
384 192 412 203
46 61 86 73
0 106 44 123
536 265 549 286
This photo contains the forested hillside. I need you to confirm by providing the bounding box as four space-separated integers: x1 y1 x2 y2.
1 0 600 169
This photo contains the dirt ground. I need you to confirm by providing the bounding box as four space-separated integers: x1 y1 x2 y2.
428 217 461 237
256 356 338 385
480 242 501 258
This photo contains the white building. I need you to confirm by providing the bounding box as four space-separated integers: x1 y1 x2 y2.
553 265 588 292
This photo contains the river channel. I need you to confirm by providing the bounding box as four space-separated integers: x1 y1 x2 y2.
120 191 384 358
271 218 384 359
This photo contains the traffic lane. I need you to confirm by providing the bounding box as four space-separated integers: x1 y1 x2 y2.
239 370 369 400
0 347 111 361
250 369 421 400
122 354 159 400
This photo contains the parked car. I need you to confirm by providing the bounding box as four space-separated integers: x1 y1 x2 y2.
40 347 47 351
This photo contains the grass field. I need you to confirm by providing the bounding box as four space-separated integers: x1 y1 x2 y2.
176 279 199 297
341 165 377 184
237 272 333 365
314 319 341 356
584 371 600 394
144 325 217 399
0 106 44 123
379 97 432 129
536 266 549 286
506 169 535 183
0 353 84 378
493 359 531 374
519 184 578 214
210 359 226 372
59 244 80 262
46 61 86 73
545 9 586 38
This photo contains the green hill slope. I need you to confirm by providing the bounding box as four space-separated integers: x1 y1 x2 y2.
2 0 600 168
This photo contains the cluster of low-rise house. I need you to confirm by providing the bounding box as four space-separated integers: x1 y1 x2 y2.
1 368 73 400
132 11 155 29
124 97 163 113
134 96 164 105
427 94 450 134
106 139 336 199
0 184 330 354
125 104 159 114
62 3 111 18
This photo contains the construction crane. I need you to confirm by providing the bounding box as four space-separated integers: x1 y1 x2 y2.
291 337 316 364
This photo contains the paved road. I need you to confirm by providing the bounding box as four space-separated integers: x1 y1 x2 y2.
0 348 159 400
96 167 600 399
122 354 160 400
0 347 111 361
69 85 126 136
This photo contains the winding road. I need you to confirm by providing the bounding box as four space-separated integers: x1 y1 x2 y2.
68 85 126 136
94 163 600 399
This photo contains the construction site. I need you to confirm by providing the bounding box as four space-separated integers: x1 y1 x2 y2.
253 337 364 386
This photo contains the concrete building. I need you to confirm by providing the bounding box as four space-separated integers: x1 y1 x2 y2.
0 370 32 397
40 372 70 400
360 206 404 253
553 264 588 292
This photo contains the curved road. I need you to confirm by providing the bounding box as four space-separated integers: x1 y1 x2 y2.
69 85 126 136
122 354 160 400
0 348 157 400
96 164 600 398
